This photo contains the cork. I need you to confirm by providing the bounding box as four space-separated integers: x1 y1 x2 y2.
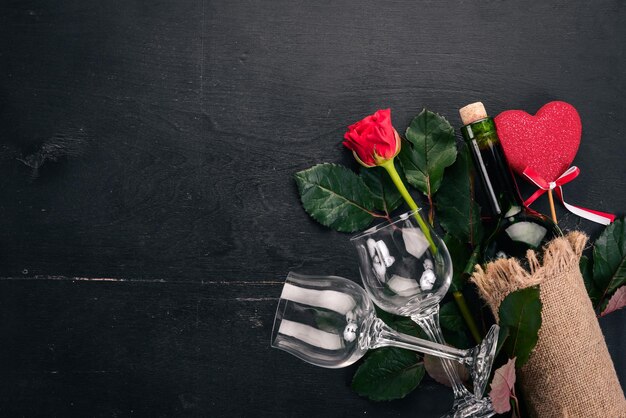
459 102 488 125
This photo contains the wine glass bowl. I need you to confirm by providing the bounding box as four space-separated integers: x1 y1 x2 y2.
271 272 375 368
351 210 452 317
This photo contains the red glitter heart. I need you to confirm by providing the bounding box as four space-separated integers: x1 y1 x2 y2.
494 101 582 182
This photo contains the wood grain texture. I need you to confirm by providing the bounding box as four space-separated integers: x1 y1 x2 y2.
0 278 623 417
0 0 624 416
0 278 451 417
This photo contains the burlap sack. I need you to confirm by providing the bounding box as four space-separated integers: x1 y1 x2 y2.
471 232 626 418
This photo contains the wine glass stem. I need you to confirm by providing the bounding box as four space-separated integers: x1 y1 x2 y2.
371 319 469 362
411 308 473 400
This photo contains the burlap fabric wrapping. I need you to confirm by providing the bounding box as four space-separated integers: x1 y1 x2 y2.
471 232 626 418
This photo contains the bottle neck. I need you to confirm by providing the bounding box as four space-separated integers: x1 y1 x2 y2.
460 118 524 218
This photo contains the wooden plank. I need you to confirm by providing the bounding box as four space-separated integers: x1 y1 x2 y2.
0 278 452 416
0 278 624 416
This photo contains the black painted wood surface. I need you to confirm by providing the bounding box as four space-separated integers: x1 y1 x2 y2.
0 1 624 416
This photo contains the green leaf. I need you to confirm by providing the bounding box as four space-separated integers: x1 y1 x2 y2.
440 301 465 332
397 109 457 197
352 347 425 401
496 326 510 357
440 301 472 349
360 164 404 215
580 255 601 307
443 325 472 350
444 234 472 292
294 163 379 232
592 218 626 304
435 142 484 245
375 307 424 338
498 287 542 367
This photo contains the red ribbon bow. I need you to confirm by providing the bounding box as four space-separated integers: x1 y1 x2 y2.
522 166 615 225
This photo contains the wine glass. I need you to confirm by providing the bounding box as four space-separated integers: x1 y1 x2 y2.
271 272 499 405
351 210 496 416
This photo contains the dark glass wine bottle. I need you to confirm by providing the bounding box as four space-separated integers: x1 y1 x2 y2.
459 102 561 262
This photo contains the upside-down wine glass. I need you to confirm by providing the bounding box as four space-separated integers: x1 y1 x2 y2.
271 272 499 410
351 210 496 417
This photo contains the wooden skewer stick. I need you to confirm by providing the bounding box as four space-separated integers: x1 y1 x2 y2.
547 189 558 224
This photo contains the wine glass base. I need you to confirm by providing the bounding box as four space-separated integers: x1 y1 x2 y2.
442 396 495 418
470 324 500 398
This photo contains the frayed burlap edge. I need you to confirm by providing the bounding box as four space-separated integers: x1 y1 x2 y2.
470 231 587 317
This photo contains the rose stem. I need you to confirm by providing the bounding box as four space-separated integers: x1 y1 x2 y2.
453 291 482 343
381 158 483 345
379 159 436 253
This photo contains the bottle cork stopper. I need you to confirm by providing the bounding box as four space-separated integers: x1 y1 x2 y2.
459 102 488 125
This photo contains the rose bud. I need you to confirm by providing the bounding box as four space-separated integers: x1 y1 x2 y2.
343 108 437 255
343 109 401 167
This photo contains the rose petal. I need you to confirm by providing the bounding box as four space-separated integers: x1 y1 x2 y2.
343 109 399 166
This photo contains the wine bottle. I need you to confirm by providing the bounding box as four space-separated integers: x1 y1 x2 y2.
458 102 561 262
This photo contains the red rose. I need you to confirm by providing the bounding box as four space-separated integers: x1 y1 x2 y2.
343 109 401 167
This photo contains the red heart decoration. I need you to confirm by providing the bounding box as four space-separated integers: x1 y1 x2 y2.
494 101 582 182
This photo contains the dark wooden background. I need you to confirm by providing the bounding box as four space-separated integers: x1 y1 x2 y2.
0 1 624 416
